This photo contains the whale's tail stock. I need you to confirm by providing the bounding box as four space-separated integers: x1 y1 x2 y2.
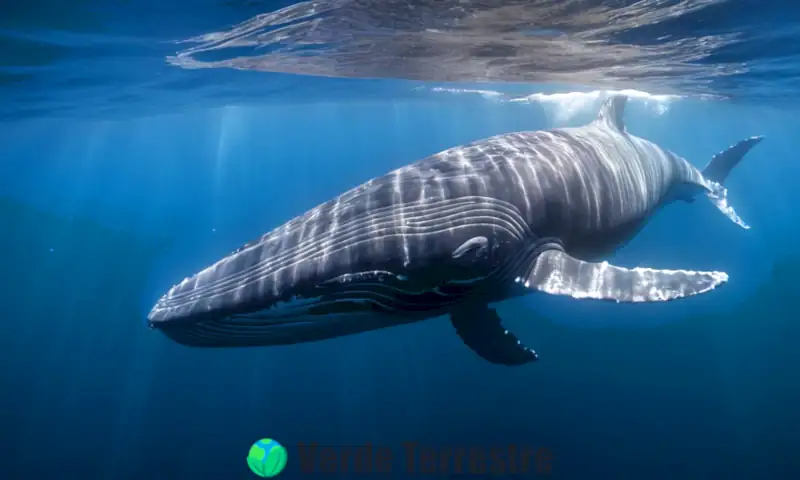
702 135 764 230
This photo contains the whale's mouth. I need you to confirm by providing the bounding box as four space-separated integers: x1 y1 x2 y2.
153 309 400 348
154 314 326 347
148 294 396 348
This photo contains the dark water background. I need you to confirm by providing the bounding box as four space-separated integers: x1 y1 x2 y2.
2 1 800 478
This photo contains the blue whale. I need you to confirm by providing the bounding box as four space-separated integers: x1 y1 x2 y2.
148 94 762 366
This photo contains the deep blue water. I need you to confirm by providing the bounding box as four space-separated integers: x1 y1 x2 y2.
2 1 800 479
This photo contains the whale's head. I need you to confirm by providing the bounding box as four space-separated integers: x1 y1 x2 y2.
146 237 333 347
146 239 414 348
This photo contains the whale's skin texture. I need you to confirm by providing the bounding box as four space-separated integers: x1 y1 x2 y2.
147 96 759 364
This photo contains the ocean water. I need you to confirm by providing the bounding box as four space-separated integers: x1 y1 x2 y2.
2 1 800 479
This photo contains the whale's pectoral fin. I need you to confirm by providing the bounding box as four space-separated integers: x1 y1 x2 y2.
518 248 728 302
450 305 538 366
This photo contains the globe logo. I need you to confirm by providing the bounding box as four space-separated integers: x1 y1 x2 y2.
247 438 288 477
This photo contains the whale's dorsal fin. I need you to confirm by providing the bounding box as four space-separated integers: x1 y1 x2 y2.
517 246 728 302
595 94 628 131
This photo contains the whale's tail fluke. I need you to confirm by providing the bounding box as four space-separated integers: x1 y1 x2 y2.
703 136 764 185
702 136 764 230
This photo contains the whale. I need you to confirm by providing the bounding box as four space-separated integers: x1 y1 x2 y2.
147 94 762 366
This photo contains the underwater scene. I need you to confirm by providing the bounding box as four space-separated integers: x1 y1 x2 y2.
2 0 800 479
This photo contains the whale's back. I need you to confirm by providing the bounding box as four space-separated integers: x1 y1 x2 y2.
502 124 683 256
